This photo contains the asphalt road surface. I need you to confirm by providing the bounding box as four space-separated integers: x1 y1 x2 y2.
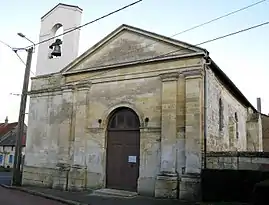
0 172 11 185
0 186 66 205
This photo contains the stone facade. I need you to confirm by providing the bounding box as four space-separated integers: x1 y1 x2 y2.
22 20 262 202
206 67 262 152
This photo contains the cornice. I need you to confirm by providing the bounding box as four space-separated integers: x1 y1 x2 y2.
29 80 92 95
180 68 203 78
159 72 179 82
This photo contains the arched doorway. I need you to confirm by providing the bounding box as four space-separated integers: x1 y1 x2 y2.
106 107 140 191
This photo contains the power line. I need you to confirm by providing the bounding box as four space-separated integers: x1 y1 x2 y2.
171 0 267 36
161 21 269 58
87 0 267 65
87 21 269 79
0 40 13 49
19 0 262 74
24 0 143 49
0 40 35 75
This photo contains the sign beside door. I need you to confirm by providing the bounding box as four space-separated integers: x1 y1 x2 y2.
128 156 137 163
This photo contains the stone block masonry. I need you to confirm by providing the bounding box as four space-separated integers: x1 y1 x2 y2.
206 151 269 171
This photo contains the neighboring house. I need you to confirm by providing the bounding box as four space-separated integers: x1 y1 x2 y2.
22 3 263 201
262 114 269 151
0 117 27 168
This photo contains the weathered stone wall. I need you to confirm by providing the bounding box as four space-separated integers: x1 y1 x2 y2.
246 112 263 151
23 86 65 187
24 93 62 168
23 56 205 197
70 30 193 72
206 152 269 171
262 114 269 151
85 76 162 194
206 68 248 151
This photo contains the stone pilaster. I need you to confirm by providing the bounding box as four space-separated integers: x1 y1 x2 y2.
57 84 75 164
53 84 74 190
68 80 91 190
155 72 179 198
68 164 87 191
72 80 91 166
179 69 203 201
247 112 263 151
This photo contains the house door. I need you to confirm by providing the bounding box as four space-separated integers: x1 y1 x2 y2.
106 107 140 191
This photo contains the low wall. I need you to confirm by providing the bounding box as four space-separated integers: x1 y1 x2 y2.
206 151 269 171
202 152 269 202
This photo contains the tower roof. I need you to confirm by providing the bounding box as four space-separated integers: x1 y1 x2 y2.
41 3 83 20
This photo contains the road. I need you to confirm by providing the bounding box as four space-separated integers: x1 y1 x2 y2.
0 186 66 205
0 172 11 185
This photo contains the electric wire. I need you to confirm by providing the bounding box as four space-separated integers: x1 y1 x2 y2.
82 0 268 66
0 40 35 75
24 0 143 49
86 21 269 79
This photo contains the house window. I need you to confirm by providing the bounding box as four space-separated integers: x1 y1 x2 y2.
0 155 3 164
235 112 239 138
219 98 224 132
8 155 13 164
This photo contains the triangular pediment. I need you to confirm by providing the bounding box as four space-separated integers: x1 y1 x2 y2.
62 24 206 74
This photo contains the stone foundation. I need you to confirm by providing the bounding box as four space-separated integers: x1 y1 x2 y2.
154 173 178 198
22 166 55 188
68 165 87 191
23 165 203 202
23 164 89 191
179 174 201 201
52 167 70 190
137 177 156 196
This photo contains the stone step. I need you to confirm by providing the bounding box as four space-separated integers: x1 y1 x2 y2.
90 188 138 198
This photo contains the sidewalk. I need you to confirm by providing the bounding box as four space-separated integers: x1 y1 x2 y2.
0 184 247 205
0 185 193 205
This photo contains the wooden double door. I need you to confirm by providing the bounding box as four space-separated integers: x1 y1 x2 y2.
106 108 140 191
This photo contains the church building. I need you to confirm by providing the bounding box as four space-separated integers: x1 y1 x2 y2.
22 3 263 201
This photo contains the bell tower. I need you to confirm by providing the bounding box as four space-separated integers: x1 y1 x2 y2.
35 3 82 76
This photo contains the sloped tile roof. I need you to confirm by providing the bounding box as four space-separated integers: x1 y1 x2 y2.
0 131 26 146
0 122 27 146
0 122 18 137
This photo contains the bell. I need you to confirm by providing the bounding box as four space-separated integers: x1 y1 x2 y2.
49 39 62 57
51 44 61 57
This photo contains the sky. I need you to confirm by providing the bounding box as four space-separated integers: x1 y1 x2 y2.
0 0 268 123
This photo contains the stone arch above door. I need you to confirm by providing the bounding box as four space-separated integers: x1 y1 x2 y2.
101 102 144 128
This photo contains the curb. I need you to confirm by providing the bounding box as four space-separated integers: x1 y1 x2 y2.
0 184 88 205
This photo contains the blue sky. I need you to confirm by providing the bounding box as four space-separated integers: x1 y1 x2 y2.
0 0 268 122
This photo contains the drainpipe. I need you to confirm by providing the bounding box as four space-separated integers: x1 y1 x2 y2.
203 51 211 169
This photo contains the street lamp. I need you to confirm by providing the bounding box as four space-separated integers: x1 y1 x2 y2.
12 32 34 186
17 33 35 46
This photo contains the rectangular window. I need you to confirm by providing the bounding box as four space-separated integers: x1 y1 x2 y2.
0 155 3 164
8 155 13 164
235 112 239 139
219 98 224 132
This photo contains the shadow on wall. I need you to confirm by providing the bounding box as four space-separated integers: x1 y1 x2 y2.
201 169 269 203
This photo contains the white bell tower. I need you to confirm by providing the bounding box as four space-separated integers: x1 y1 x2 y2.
35 3 82 76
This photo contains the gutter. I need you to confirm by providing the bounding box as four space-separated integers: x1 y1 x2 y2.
203 51 211 169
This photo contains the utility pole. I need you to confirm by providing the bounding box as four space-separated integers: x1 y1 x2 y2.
12 46 33 186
